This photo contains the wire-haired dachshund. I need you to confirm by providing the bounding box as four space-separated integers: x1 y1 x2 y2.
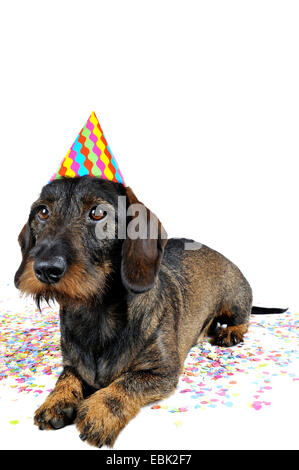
14 176 285 447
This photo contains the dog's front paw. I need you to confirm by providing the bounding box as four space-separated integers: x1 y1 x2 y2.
34 390 81 430
75 389 134 448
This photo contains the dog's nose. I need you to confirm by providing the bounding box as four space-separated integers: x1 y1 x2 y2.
34 256 66 284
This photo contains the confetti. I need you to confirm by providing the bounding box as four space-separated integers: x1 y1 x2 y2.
1 286 298 421
174 420 183 427
151 311 299 413
0 289 62 397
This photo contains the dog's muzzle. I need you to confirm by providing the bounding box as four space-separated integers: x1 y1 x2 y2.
34 256 67 284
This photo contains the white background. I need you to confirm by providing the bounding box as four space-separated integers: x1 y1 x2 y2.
0 0 298 450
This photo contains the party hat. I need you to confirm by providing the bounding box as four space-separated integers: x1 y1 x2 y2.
50 111 126 185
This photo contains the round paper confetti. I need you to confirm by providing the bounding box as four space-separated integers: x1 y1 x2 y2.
1 285 298 421
0 288 61 399
151 311 299 413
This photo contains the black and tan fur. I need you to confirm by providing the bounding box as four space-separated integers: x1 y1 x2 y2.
14 176 280 447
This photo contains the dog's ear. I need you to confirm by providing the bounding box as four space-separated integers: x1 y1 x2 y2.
18 222 34 255
14 221 35 288
121 187 168 293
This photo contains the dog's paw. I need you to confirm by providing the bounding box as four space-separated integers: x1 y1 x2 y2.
34 390 80 430
212 324 248 347
75 390 129 448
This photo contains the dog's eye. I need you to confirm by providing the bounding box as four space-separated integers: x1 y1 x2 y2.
89 207 107 221
37 207 49 221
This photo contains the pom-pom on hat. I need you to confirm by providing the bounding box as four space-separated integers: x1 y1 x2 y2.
49 111 126 185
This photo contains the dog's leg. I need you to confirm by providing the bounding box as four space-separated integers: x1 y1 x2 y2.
210 303 251 347
75 369 178 448
34 366 84 430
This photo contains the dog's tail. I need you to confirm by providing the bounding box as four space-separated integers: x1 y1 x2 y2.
251 306 288 315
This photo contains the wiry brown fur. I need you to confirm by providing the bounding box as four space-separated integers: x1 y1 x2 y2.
18 258 110 303
15 176 253 448
34 367 84 430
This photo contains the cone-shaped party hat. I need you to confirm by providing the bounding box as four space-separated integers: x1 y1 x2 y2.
49 111 126 185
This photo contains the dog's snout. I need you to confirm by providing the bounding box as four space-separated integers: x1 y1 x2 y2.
34 256 67 284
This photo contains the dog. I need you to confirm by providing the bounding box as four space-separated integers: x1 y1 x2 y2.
14 175 285 447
